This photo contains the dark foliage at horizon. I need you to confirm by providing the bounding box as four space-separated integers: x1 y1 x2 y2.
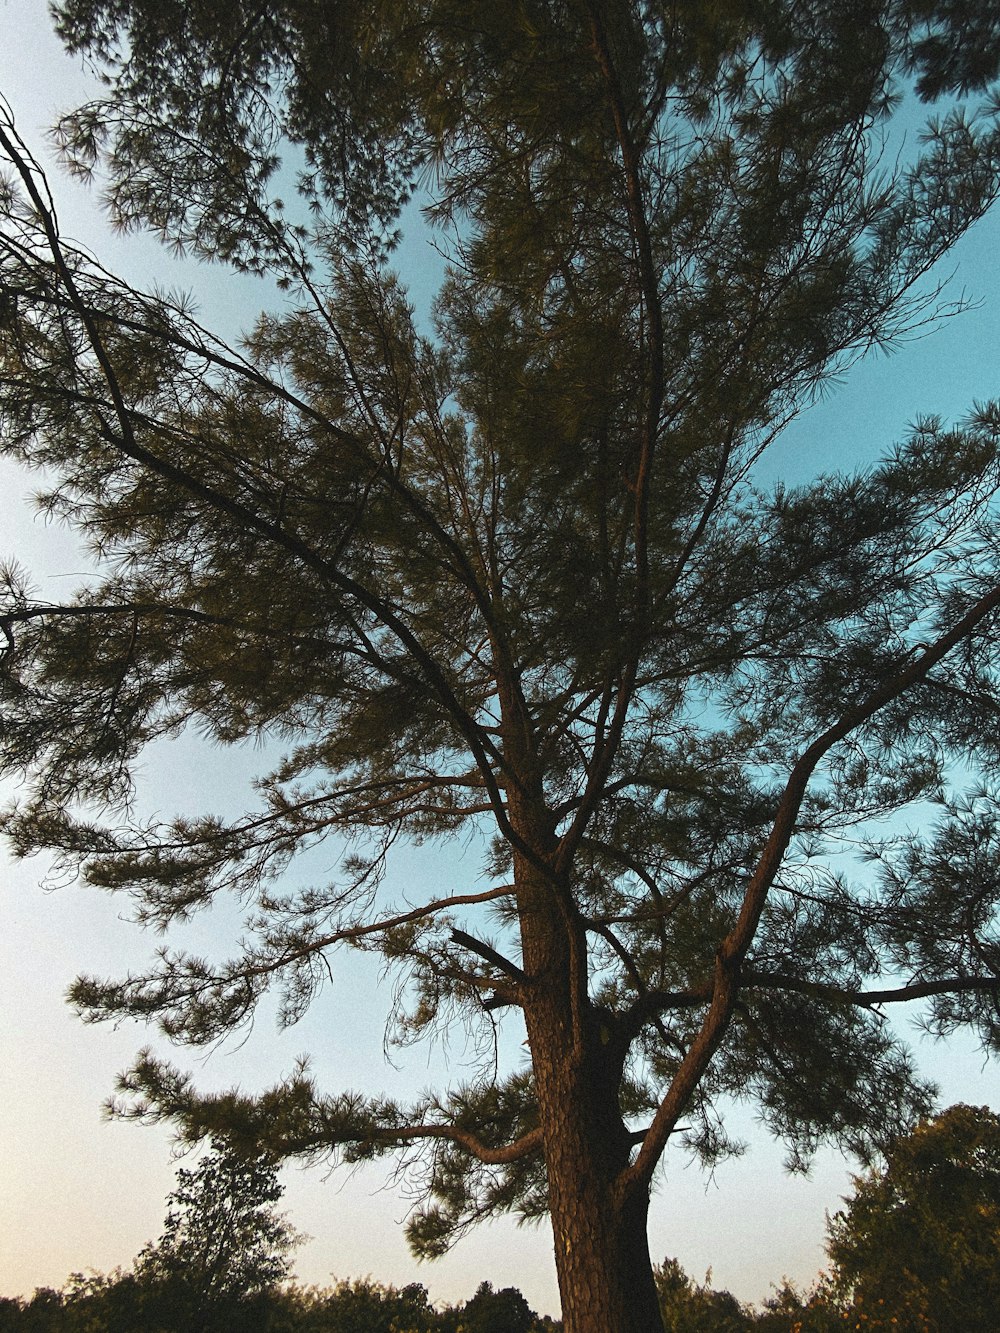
6 1106 997 1330
0 1275 562 1333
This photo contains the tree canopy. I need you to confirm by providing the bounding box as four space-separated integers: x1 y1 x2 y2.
132 1137 301 1331
653 1258 748 1333
0 1266 557 1333
825 1103 1000 1330
4 3 1000 1330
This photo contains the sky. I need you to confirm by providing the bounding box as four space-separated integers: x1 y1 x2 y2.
3 1 1000 1318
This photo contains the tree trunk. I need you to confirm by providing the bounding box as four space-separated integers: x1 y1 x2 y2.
526 993 664 1333
516 866 664 1333
502 708 664 1332
547 1148 663 1333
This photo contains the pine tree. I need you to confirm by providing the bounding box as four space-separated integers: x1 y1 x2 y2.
4 4 1000 1330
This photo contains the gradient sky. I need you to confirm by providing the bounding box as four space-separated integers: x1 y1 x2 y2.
3 1 1000 1318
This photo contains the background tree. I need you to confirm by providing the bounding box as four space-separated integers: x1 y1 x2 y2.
0 1271 559 1333
653 1258 748 1332
824 1103 1000 1331
132 1138 300 1332
0 1276 145 1333
0 1290 65 1333
750 1279 843 1333
272 1278 442 1333
5 3 1000 1331
444 1280 538 1333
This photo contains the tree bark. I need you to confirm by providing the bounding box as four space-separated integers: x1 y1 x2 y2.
499 673 665 1332
527 995 664 1333
515 854 664 1333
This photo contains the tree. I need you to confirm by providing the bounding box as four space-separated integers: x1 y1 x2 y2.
653 1258 748 1332
4 3 1000 1330
131 1138 300 1332
34 1270 145 1333
272 1278 441 1333
825 1104 1000 1330
449 1281 538 1333
0 1299 21 1333
750 1279 843 1333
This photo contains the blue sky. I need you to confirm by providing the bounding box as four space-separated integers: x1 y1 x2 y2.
3 1 1000 1317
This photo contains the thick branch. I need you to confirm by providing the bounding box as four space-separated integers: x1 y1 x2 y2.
384 1121 543 1167
620 970 1000 1041
743 970 1000 1008
450 928 526 984
622 581 1000 1196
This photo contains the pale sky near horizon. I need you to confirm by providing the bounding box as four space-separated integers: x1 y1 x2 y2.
3 1 1000 1318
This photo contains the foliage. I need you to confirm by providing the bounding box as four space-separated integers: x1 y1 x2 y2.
0 1273 556 1333
654 1258 749 1332
443 1280 539 1333
131 1137 300 1331
751 1279 844 1333
269 1279 443 1333
0 1274 148 1333
5 1 1000 1328
825 1103 1000 1330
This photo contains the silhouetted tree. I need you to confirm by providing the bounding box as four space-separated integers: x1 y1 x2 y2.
276 1279 440 1333
751 1279 843 1333
452 1281 537 1333
5 4 1000 1330
132 1138 300 1332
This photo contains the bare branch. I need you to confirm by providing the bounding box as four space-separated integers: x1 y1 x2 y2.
293 886 516 954
450 927 526 984
742 970 1000 1008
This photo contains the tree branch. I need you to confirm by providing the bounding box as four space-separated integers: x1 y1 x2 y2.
553 2 668 873
0 113 564 881
450 928 526 984
742 970 1000 1008
621 579 1000 1197
383 1121 543 1167
283 886 516 956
